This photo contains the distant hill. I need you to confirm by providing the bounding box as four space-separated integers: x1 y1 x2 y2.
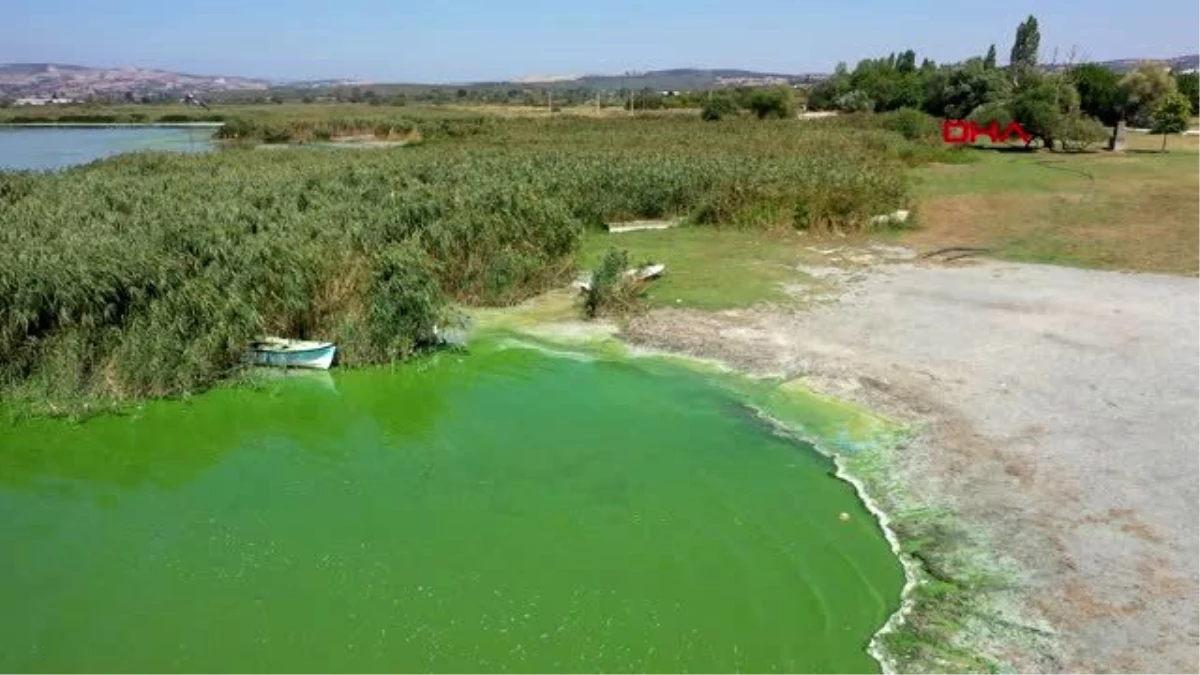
461 68 826 92
4 55 1196 101
1041 54 1199 73
0 63 270 99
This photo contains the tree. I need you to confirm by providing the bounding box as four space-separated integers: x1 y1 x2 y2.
1149 91 1191 151
1008 72 1080 149
1119 63 1176 125
808 62 851 110
924 60 1011 118
1009 15 1041 84
841 51 925 111
984 44 997 70
1071 63 1123 125
1175 71 1199 114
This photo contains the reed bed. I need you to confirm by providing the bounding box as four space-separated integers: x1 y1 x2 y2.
1 112 940 412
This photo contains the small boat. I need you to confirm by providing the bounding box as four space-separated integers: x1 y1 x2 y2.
636 263 665 280
247 337 337 370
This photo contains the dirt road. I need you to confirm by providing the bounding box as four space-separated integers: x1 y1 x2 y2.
627 259 1199 672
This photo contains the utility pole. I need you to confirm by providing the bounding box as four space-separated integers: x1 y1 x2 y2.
548 89 552 114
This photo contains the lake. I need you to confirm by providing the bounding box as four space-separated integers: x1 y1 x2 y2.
0 340 903 672
0 127 213 171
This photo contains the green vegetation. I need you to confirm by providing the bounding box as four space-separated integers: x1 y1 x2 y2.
1149 91 1193 150
700 93 737 120
0 104 226 124
583 249 641 318
807 14 1193 152
1176 71 1199 114
746 87 798 119
1 113 939 412
1072 63 1124 125
215 116 420 143
906 146 1199 273
1120 62 1180 126
581 228 823 310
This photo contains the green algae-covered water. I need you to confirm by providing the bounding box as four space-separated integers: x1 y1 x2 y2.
0 341 903 673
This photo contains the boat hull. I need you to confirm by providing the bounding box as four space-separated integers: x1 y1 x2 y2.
248 344 337 370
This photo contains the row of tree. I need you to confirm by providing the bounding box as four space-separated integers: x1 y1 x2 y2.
806 15 1197 148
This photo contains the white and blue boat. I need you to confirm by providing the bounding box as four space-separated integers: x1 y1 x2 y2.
247 337 337 370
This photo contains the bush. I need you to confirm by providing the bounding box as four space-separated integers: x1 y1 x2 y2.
835 90 875 113
701 95 738 121
1056 113 1109 151
747 87 797 119
583 249 640 318
878 108 940 140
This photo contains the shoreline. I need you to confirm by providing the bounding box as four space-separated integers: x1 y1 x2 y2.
471 295 926 673
0 122 224 128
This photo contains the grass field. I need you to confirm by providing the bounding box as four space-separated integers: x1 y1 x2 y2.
575 136 1198 316
581 229 831 310
904 142 1199 274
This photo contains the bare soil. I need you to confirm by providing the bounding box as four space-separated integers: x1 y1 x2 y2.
624 255 1199 672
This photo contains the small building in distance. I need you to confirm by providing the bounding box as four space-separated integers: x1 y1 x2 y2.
14 96 75 106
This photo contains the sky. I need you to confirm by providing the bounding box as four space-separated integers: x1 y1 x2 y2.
3 0 1199 82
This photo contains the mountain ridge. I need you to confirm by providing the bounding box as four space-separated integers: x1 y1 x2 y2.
2 55 1196 99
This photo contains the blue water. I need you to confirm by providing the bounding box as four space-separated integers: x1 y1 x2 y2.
0 127 213 171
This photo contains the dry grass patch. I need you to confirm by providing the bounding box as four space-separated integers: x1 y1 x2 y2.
904 151 1199 274
1121 131 1200 153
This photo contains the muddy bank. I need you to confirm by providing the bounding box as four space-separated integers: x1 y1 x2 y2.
625 259 1199 672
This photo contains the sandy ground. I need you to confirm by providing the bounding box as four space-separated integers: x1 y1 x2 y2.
625 257 1199 672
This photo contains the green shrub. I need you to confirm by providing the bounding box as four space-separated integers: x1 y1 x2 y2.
747 87 797 119
700 95 737 121
584 249 640 318
835 90 875 113
879 108 940 140
1056 113 1109 151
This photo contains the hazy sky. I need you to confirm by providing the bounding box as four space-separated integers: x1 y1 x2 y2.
3 0 1198 82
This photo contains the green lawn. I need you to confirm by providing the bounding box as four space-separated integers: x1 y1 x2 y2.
580 228 828 310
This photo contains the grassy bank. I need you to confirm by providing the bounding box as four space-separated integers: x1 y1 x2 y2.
1 113 941 413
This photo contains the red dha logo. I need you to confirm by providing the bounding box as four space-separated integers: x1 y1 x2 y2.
942 119 1032 146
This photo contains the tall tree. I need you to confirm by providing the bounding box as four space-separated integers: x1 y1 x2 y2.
1071 63 1123 125
984 44 997 70
1009 16 1041 83
1119 62 1177 125
1174 71 1199 114
897 50 917 74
